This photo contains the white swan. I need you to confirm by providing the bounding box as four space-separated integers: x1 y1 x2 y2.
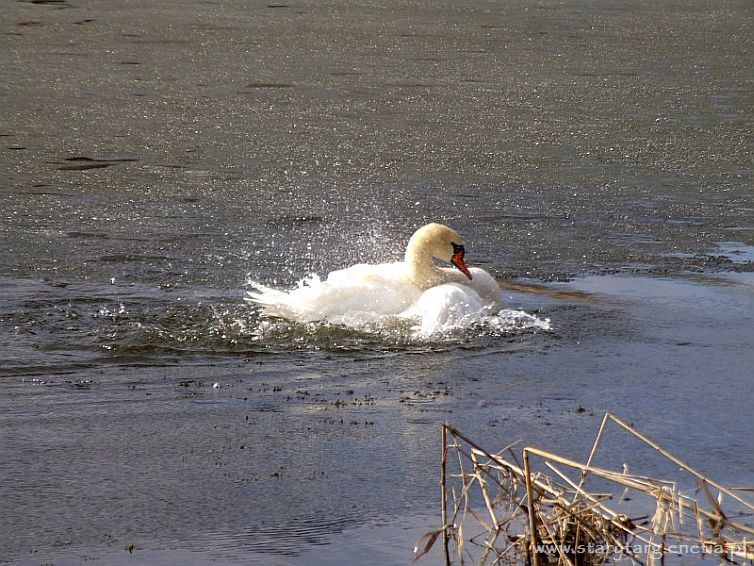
246 223 504 335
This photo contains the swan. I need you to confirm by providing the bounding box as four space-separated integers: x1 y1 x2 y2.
402 222 501 304
246 223 504 335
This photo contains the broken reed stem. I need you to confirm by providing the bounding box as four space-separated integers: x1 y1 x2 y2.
470 451 500 532
523 449 541 566
575 411 610 499
606 413 754 513
441 423 450 566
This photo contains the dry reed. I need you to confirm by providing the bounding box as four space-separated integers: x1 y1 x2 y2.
415 412 753 565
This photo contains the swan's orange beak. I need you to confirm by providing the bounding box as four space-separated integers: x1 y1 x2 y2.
451 243 473 280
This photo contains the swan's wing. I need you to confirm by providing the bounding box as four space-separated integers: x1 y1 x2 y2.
246 278 320 320
247 262 421 323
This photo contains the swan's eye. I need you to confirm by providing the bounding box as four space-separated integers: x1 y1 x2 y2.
451 242 465 255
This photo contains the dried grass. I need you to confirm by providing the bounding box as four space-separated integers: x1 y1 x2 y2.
415 412 754 565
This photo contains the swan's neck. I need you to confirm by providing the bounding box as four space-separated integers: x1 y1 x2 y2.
405 241 447 290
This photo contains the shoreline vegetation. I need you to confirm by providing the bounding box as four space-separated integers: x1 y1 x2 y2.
417 413 754 565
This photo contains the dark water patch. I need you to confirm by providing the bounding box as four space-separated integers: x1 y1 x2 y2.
73 18 95 25
15 20 41 26
64 156 139 163
58 162 112 171
20 0 70 4
57 156 139 171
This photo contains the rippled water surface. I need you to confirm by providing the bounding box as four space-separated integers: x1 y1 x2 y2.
1 0 753 564
2 272 753 564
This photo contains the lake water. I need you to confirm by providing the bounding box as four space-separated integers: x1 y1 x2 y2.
1 0 752 564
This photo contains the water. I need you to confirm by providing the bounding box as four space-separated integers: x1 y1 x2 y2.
2 0 753 564
2 272 752 564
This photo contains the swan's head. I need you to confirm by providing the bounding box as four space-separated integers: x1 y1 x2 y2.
406 223 473 280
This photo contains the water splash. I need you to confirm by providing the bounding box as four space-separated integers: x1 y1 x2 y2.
1 275 551 377
245 269 551 347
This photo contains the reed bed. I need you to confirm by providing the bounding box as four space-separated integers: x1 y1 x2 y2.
415 412 753 565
